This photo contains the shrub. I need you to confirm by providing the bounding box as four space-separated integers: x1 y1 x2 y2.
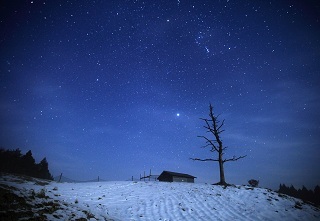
248 179 259 187
36 188 46 198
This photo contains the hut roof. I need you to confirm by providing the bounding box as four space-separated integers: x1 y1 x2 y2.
158 171 196 179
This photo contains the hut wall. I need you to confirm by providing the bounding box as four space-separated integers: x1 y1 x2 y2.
173 176 194 183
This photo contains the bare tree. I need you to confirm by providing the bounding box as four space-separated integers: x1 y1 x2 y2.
191 103 246 186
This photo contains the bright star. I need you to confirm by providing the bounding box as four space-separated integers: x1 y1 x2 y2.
176 113 180 117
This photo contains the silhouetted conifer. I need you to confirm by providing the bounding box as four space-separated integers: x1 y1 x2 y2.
279 184 287 194
36 157 53 180
289 185 297 197
0 148 22 173
314 185 320 205
278 183 320 206
0 147 53 180
21 150 36 177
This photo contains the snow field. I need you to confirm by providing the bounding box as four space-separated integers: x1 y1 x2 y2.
54 181 319 221
1 174 319 221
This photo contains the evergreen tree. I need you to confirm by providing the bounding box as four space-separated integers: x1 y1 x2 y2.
314 185 320 205
0 148 22 173
300 186 309 201
279 184 286 194
37 157 53 180
21 150 36 177
0 147 53 180
289 185 298 198
278 184 320 206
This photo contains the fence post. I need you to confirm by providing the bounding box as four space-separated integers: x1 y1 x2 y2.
58 173 63 182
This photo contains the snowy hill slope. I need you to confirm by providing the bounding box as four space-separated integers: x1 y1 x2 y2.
0 174 319 221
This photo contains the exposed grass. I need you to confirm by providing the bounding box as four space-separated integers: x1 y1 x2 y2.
0 183 95 221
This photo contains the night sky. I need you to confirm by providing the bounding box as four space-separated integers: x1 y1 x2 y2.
1 0 320 189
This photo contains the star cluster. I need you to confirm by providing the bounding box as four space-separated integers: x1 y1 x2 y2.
1 0 320 189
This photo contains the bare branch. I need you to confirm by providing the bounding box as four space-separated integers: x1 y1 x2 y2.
197 135 218 144
197 135 219 152
199 117 212 122
223 155 247 163
217 129 225 134
202 119 215 134
190 158 219 162
217 119 225 131
200 143 212 149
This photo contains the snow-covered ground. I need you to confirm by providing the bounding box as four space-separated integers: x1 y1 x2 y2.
0 174 319 221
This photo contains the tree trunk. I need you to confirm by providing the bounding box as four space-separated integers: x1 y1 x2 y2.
218 152 227 185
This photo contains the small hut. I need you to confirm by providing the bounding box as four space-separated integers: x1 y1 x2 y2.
157 171 196 183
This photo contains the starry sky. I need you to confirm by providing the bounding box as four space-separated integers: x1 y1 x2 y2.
1 0 320 189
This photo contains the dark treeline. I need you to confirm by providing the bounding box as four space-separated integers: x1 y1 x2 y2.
0 148 53 180
278 184 320 206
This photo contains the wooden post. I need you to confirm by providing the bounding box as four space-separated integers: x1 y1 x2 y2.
58 173 63 182
132 176 133 181
149 169 151 181
98 176 99 182
144 171 145 181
